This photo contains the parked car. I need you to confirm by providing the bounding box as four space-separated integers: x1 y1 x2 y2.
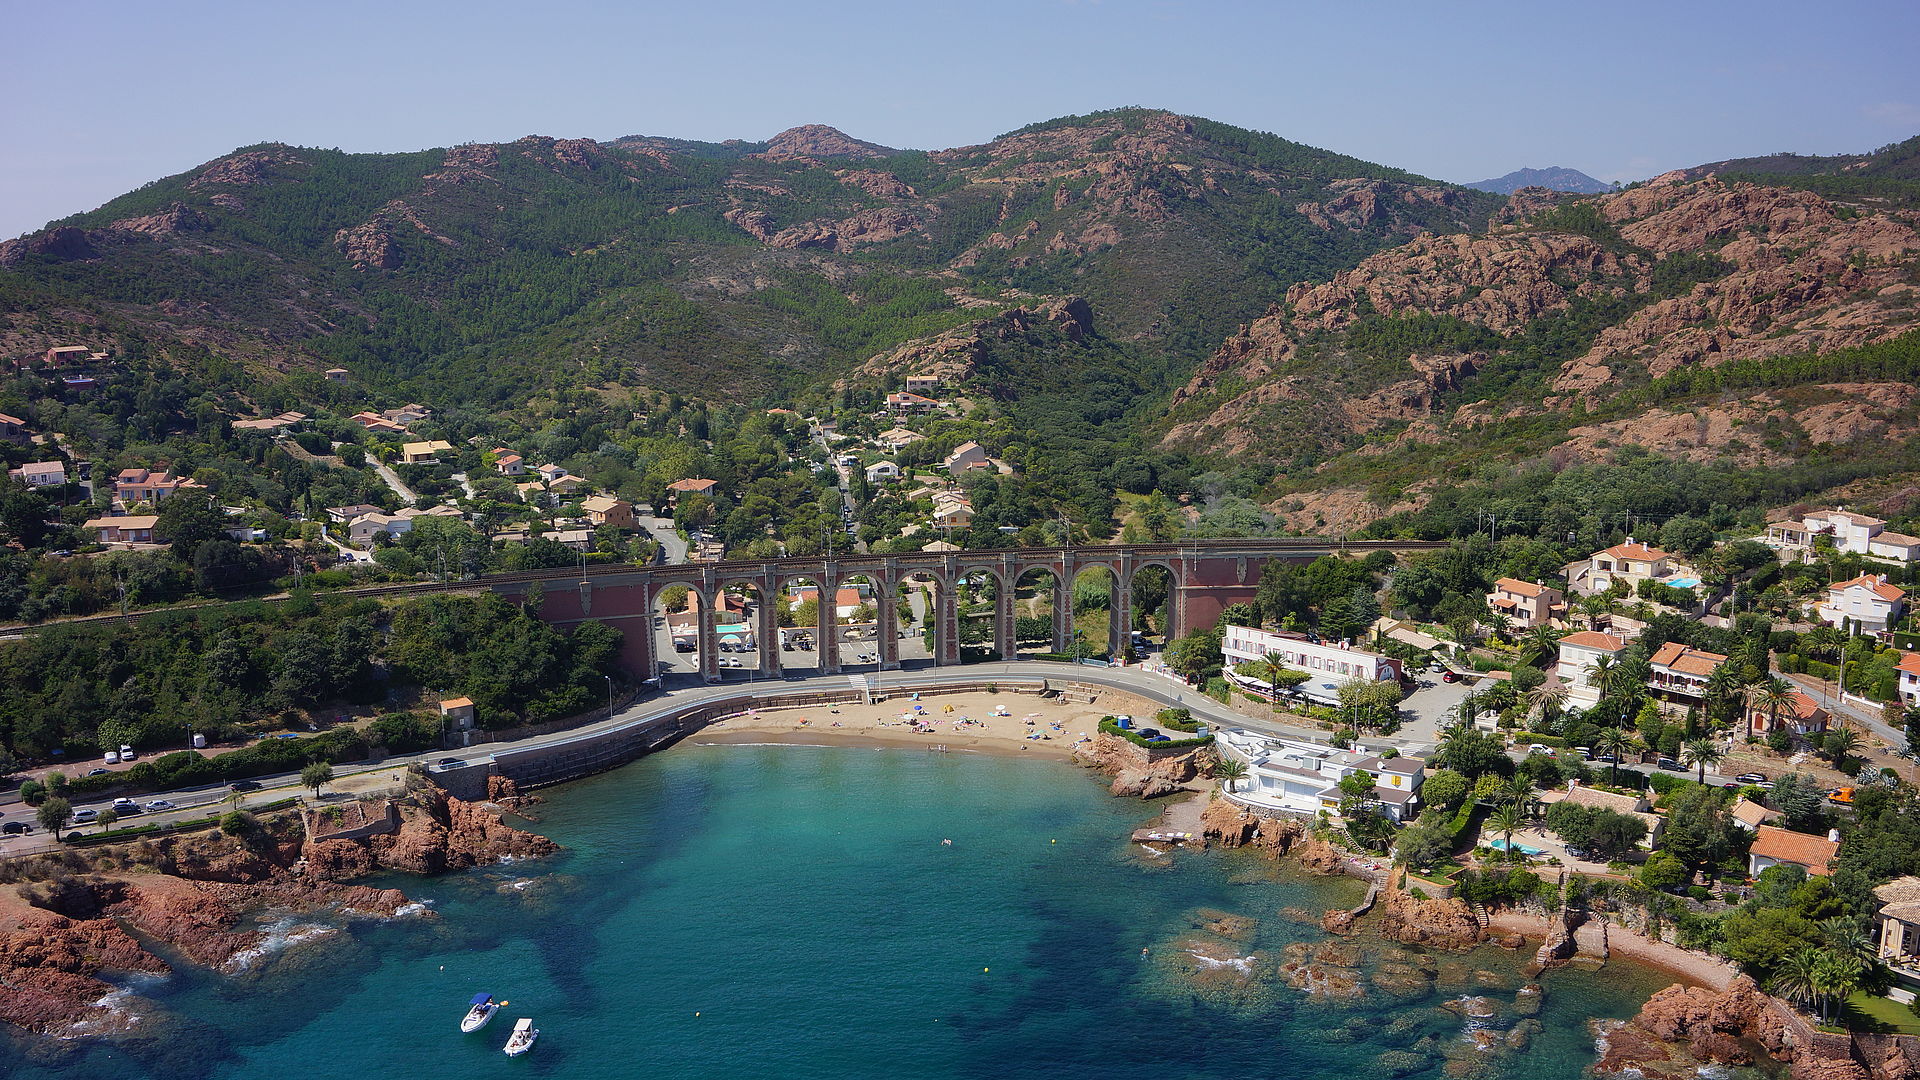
1828 787 1856 804
228 780 262 792
74 809 100 823
1 821 29 835
111 798 140 814
1657 757 1684 771
1527 744 1551 756
1441 671 1459 684
1735 772 1769 784
435 758 464 769
145 800 176 812
85 768 110 777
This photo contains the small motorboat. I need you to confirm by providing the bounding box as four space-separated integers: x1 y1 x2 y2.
503 1017 538 1056
460 993 499 1033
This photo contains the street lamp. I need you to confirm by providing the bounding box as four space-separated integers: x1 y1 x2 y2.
605 674 614 714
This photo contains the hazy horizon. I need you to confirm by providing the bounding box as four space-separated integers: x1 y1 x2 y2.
4 0 1917 239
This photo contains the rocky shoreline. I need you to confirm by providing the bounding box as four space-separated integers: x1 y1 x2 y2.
1186 795 1920 1080
0 775 554 1039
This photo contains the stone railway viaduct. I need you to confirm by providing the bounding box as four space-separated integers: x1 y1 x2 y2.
477 538 1445 681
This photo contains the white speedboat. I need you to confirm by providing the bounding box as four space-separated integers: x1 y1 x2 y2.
503 1017 538 1056
460 993 498 1033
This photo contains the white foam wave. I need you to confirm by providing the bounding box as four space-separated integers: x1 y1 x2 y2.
225 918 337 973
1186 949 1255 972
394 900 432 916
59 989 145 1039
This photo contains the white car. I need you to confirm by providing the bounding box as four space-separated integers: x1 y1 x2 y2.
1527 744 1551 756
145 799 177 812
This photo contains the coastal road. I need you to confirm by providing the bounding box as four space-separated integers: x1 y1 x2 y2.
0 661 1363 860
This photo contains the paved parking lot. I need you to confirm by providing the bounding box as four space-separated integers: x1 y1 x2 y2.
1397 672 1476 744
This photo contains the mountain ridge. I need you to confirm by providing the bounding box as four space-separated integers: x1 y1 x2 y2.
1466 166 1610 195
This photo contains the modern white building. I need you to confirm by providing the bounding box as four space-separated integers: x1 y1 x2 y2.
1220 624 1402 706
1817 574 1906 634
1768 509 1920 563
1554 631 1626 708
1214 728 1425 822
1900 652 1920 709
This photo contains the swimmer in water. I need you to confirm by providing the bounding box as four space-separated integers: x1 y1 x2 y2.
941 838 953 846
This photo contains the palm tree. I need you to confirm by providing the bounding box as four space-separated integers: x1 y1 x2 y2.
1681 738 1725 784
1588 655 1622 701
1771 949 1820 1013
1824 725 1861 768
1519 625 1563 668
1811 949 1865 1023
1597 726 1637 786
1503 775 1534 811
1215 757 1248 794
1525 682 1569 730
1490 803 1523 860
1703 665 1743 728
1743 678 1795 741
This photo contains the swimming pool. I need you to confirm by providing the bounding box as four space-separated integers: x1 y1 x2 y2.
1664 577 1700 589
1489 837 1546 857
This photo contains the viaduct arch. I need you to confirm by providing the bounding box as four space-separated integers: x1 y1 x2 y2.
484 539 1444 683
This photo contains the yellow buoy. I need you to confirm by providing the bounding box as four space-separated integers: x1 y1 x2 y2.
983 967 989 973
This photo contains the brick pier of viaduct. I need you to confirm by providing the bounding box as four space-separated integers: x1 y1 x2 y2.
480 539 1443 682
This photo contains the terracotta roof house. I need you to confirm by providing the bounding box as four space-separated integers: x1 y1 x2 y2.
324 503 383 523
666 478 718 504
401 440 455 464
349 411 408 434
1731 798 1779 831
0 412 27 442
8 460 67 487
580 495 635 530
1538 781 1662 849
231 411 307 433
1746 690 1829 737
1648 642 1727 704
82 515 161 545
1900 652 1920 709
1485 577 1563 628
113 468 200 505
1555 631 1626 708
494 453 525 476
903 374 943 395
876 427 924 451
438 697 477 731
885 391 939 413
1748 824 1839 877
323 368 350 381
1817 574 1906 633
943 441 990 474
1588 538 1674 593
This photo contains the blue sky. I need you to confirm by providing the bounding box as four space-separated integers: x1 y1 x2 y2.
4 0 1917 239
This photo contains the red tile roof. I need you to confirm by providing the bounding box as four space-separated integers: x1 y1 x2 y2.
1898 652 1920 677
1600 541 1671 562
1493 577 1552 598
1650 641 1727 677
1830 574 1906 603
1749 825 1838 876
1559 631 1624 651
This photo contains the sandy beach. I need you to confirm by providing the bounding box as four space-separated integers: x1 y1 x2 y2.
686 689 1168 759
1487 909 1739 990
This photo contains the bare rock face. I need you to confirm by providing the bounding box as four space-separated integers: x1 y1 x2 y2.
188 146 306 188
838 296 1093 389
0 226 99 267
0 912 169 1034
369 790 558 874
108 202 210 238
1072 731 1202 799
835 169 915 199
757 125 894 162
1594 976 1826 1078
1368 882 1483 949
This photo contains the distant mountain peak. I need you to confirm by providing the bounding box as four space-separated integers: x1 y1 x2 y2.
1466 166 1610 195
758 125 895 161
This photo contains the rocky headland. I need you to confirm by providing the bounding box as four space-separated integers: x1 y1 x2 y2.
0 778 554 1038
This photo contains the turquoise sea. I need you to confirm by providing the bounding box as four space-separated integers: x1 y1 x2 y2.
5 745 1708 1079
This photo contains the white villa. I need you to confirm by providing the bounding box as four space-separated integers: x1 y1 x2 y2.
1817 574 1906 634
1214 729 1425 822
1219 624 1402 707
1768 509 1920 563
1555 630 1626 708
